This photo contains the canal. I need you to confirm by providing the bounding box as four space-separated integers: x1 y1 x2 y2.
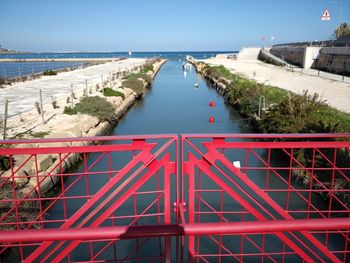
14 60 345 262
112 60 250 135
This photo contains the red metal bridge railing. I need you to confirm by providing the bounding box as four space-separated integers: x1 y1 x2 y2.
0 134 349 262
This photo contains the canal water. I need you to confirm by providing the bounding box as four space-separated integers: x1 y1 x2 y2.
15 60 344 262
113 60 250 135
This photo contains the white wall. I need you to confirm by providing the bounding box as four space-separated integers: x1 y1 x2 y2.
303 47 321 69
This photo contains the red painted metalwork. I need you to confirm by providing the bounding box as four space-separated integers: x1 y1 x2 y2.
0 134 349 262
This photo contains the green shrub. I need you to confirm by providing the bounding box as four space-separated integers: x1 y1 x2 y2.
122 78 144 96
207 65 235 81
43 70 57 76
0 156 11 171
261 91 325 133
30 131 50 138
63 106 78 115
103 87 125 99
63 96 115 121
140 63 154 74
126 73 152 83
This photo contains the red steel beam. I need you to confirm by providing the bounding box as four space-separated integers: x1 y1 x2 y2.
0 218 349 243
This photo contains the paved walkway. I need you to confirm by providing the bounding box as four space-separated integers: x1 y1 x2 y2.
0 58 145 118
202 48 350 114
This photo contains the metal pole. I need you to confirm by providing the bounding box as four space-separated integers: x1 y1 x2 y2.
258 95 266 118
101 74 103 89
39 89 44 124
85 78 88 95
18 67 21 77
3 99 8 140
342 61 346 82
1 217 349 243
109 71 111 87
71 84 74 107
3 68 7 80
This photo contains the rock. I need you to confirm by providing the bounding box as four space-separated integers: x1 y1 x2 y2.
45 132 75 142
1 155 36 187
77 114 99 133
113 96 123 108
33 155 53 172
86 121 111 137
62 126 83 137
1 169 30 188
17 184 37 199
28 172 56 195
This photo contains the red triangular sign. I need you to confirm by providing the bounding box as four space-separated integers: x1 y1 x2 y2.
321 9 331 20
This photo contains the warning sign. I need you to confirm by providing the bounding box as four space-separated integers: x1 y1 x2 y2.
321 9 331 21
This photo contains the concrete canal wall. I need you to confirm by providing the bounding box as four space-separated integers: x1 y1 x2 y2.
312 47 350 76
270 46 321 68
270 46 350 75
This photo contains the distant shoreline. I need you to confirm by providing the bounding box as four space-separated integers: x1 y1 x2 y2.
0 50 237 55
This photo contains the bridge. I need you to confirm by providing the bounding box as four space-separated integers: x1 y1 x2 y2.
0 134 349 262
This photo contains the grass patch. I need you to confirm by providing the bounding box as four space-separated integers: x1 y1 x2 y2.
43 70 57 76
63 96 115 121
126 73 152 83
122 78 144 96
63 106 78 115
140 63 154 74
103 87 125 99
206 65 235 81
30 131 50 138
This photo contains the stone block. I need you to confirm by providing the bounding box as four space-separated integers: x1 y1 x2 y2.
28 173 53 195
77 114 100 133
33 155 53 172
17 184 37 199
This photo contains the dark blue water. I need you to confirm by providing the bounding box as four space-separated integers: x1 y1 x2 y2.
0 51 234 60
0 61 85 78
114 60 245 135
0 51 234 79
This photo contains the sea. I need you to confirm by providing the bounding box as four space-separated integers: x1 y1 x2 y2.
0 51 235 79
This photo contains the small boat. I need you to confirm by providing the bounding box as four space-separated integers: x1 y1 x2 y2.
194 83 199 88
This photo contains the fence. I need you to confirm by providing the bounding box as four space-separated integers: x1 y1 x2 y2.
273 39 350 48
0 134 349 262
0 61 88 80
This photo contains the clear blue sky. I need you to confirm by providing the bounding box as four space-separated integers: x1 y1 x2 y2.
0 0 349 52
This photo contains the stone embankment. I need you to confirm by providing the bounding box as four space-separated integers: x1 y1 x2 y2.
0 59 166 224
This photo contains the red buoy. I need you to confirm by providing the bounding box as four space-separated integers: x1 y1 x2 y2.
209 100 216 107
209 117 215 123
